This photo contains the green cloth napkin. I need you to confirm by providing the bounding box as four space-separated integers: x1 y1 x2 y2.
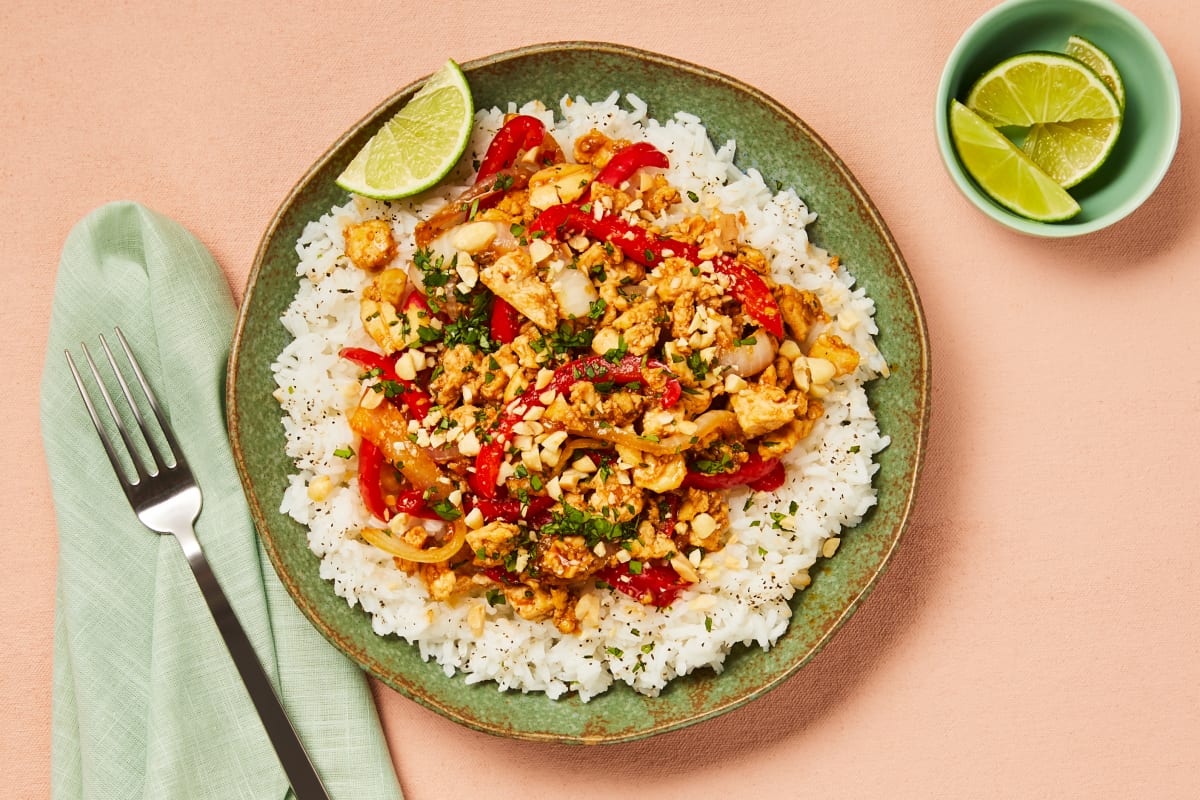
41 202 404 800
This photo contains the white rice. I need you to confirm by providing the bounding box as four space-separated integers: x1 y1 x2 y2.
271 93 889 700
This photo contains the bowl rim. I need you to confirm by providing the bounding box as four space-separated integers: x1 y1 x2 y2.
933 0 1181 237
229 40 932 743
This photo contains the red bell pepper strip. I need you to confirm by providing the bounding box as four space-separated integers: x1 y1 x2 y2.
592 141 669 190
474 495 555 524
470 354 682 498
355 440 443 522
684 452 784 491
356 439 391 521
747 459 786 492
530 204 784 338
391 489 445 521
597 560 687 607
476 115 548 184
660 378 682 408
339 347 433 421
469 444 505 499
709 259 784 338
401 290 430 314
545 354 680 405
530 205 669 264
481 566 515 584
489 297 522 344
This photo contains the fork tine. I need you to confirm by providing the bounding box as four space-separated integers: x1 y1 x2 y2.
65 349 139 491
99 333 170 474
113 327 187 470
80 341 152 483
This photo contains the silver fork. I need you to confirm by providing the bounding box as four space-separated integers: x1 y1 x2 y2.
66 328 331 800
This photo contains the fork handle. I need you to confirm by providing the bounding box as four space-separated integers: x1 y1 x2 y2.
172 524 332 800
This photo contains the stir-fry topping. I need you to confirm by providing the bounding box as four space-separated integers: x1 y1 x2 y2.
339 117 860 633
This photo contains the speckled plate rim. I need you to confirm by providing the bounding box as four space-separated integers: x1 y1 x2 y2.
229 41 931 744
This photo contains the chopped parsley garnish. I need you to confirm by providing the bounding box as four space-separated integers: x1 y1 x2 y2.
692 452 734 475
588 297 607 321
534 322 594 356
413 248 453 289
603 334 628 364
430 499 462 522
333 446 355 459
541 502 639 548
372 379 408 398
439 291 498 353
687 190 699 202
685 351 710 381
733 335 758 347
485 588 506 606
704 616 713 632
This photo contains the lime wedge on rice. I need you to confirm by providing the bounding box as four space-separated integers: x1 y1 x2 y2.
336 59 473 199
1066 35 1125 109
1021 116 1121 188
949 100 1080 222
966 51 1121 127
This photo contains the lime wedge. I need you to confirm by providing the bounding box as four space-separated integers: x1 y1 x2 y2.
966 51 1121 128
949 100 1080 222
336 60 473 199
1022 116 1121 188
1066 35 1125 109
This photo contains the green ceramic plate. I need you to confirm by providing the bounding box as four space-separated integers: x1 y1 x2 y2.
228 42 930 744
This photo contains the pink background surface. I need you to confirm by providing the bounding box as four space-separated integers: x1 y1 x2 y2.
3 0 1198 797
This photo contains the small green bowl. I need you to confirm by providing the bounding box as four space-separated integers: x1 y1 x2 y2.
935 0 1180 236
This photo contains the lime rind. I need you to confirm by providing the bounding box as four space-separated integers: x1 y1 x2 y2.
1066 35 1125 109
949 100 1080 222
336 59 474 200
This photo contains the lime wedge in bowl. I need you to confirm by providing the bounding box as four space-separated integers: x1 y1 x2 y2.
336 59 473 199
1021 116 1121 188
966 51 1120 127
949 100 1080 222
1066 35 1126 109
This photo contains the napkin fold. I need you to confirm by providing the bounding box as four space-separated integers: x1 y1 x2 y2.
41 202 404 800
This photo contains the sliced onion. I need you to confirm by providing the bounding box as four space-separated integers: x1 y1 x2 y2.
552 438 609 472
414 163 539 249
688 409 739 442
718 329 777 377
360 521 467 564
424 444 460 464
386 436 444 494
548 264 599 319
349 403 445 494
